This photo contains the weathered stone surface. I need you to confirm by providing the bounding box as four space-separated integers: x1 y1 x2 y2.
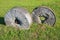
32 6 56 26
4 7 32 29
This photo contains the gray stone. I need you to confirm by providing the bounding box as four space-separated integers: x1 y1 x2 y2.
32 6 56 26
4 7 32 29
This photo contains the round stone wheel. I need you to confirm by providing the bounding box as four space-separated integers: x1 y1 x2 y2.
32 6 56 26
4 7 32 29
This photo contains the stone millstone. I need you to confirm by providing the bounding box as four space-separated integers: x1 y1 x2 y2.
4 7 32 29
32 6 56 26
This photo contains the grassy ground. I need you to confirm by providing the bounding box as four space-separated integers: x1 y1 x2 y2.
0 0 60 40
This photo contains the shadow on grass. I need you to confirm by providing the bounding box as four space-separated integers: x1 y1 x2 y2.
0 17 5 25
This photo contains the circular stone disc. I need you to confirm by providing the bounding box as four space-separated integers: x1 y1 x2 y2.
4 7 32 29
32 6 56 26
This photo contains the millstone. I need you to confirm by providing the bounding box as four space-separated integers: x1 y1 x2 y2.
32 6 56 26
4 7 32 29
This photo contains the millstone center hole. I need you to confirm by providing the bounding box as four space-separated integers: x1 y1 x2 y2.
15 17 22 25
40 16 46 23
40 16 45 21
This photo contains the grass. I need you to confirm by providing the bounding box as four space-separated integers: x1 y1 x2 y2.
0 0 60 40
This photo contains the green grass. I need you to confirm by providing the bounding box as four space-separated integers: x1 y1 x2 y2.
0 0 60 40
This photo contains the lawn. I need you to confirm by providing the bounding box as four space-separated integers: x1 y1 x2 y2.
0 0 60 40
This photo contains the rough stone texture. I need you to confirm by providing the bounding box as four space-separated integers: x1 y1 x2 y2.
32 6 56 26
4 7 32 29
